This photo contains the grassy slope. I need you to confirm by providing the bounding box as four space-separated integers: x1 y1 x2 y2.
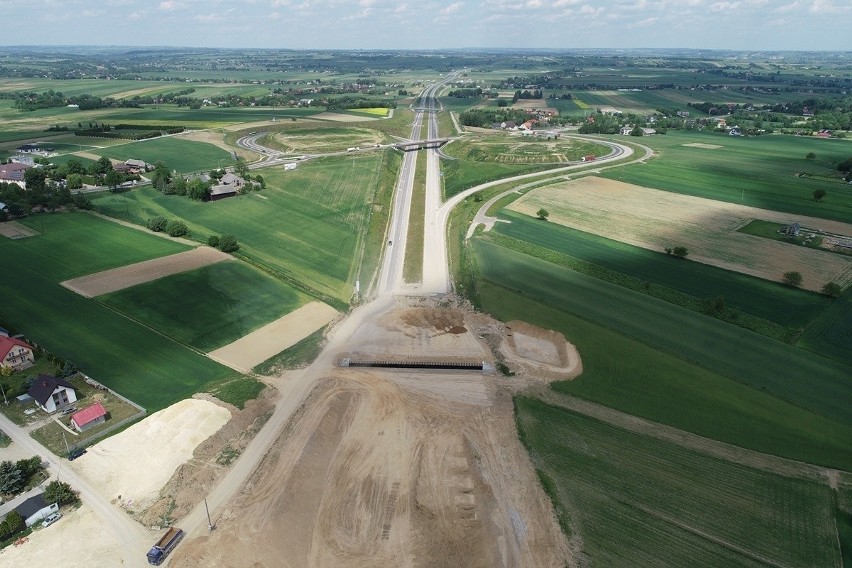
93 153 386 305
480 280 852 470
516 397 841 568
474 240 852 424
601 132 852 223
0 214 231 410
403 151 426 283
100 262 309 351
96 136 235 173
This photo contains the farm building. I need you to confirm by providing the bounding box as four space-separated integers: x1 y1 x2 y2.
124 159 147 172
71 402 107 432
0 336 35 370
27 374 77 413
209 173 245 201
781 223 801 237
13 493 59 527
284 162 297 171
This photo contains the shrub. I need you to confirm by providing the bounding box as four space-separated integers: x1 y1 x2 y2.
821 282 842 298
218 234 239 253
43 480 78 506
146 216 167 232
0 511 23 540
672 246 689 258
165 220 188 237
207 235 220 248
782 271 803 287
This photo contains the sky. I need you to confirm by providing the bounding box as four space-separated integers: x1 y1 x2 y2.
3 0 850 51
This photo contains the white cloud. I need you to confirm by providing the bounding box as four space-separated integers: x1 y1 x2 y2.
159 0 178 11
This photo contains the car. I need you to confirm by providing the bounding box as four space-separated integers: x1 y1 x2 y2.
67 447 87 461
42 512 62 527
61 406 77 415
388 240 392 246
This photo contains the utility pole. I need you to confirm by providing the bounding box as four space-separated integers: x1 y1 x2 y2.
205 498 214 531
0 382 7 405
62 431 70 455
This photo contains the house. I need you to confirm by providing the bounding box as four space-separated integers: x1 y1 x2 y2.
16 143 40 153
71 402 107 432
124 159 147 173
641 128 656 136
112 162 131 173
728 127 742 136
14 493 59 527
620 126 634 136
284 163 297 171
220 173 244 187
0 162 31 188
11 154 35 166
27 374 77 413
0 336 35 370
782 222 801 237
519 120 535 131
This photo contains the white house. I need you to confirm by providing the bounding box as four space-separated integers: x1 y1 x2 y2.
27 375 77 413
0 336 35 370
14 493 59 527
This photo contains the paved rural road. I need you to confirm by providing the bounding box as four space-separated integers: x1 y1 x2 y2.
0 412 151 568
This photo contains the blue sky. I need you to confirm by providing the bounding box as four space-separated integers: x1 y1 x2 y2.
4 0 850 51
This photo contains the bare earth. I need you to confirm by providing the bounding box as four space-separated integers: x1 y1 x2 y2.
510 176 852 291
683 142 723 149
208 302 339 373
61 247 232 298
0 221 39 239
0 504 125 567
312 111 379 122
170 301 576 568
69 399 231 511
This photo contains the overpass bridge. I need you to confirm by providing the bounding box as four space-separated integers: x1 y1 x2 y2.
393 137 451 152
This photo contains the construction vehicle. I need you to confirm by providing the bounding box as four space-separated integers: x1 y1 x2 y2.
147 527 184 565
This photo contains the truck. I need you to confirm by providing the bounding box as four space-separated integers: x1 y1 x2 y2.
581 154 596 162
147 527 184 565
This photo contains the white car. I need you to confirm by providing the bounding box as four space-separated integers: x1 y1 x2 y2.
42 512 62 527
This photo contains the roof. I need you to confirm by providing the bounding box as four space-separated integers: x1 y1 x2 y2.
71 402 107 428
0 201 6 210
125 159 146 167
210 185 237 196
0 336 33 359
27 375 75 406
220 173 244 185
14 493 48 518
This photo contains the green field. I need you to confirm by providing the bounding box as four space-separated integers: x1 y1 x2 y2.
601 132 852 222
101 262 309 351
516 397 842 568
92 152 393 305
94 136 235 173
491 210 831 329
797 290 852 367
0 214 232 410
478 280 852 470
269 125 388 154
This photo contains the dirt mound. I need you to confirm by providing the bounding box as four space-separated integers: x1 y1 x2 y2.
502 320 582 380
137 389 276 528
399 307 466 332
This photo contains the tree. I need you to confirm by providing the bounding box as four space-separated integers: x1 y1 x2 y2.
254 174 265 189
782 271 803 287
95 156 113 176
167 176 187 196
43 480 78 506
0 460 24 494
234 157 249 178
218 234 240 253
704 296 726 317
672 246 689 258
151 161 170 192
104 169 123 191
207 235 220 248
66 173 83 190
630 126 643 136
821 282 842 298
166 220 188 237
187 179 209 201
0 510 23 540
536 208 549 221
813 189 826 201
805 152 816 160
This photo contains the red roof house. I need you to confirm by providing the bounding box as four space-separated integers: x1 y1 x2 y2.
0 336 35 370
71 402 107 432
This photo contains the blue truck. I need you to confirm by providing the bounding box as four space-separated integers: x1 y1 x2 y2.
147 526 184 565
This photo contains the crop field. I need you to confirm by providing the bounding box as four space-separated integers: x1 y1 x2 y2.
0 213 231 410
601 131 852 222
509 177 852 292
93 136 236 173
797 291 852 367
100 262 310 351
473 240 852 423
516 397 842 568
472 244 852 470
92 152 390 304
270 126 388 154
490 210 831 329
